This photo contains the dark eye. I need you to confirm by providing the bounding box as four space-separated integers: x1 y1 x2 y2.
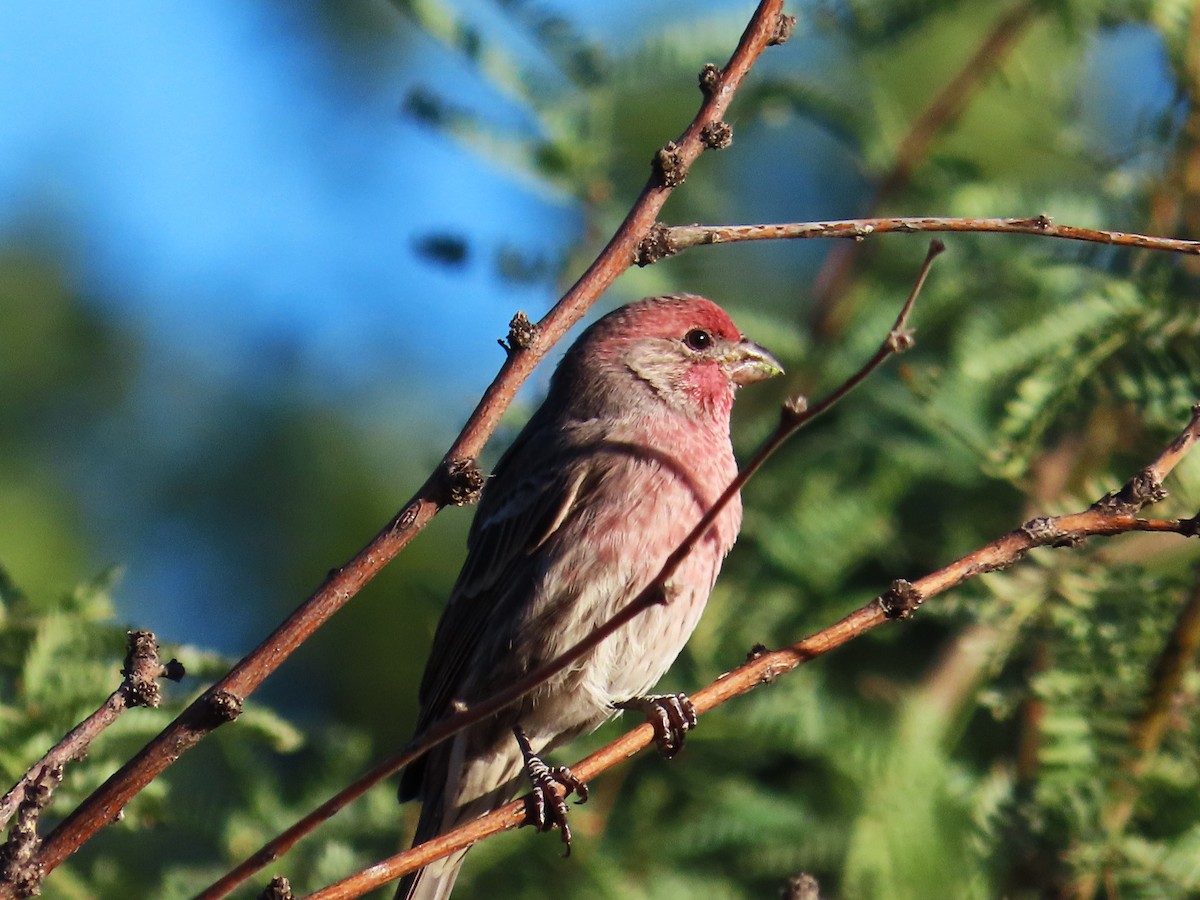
683 328 713 351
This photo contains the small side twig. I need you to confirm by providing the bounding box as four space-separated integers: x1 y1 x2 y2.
0 631 183 832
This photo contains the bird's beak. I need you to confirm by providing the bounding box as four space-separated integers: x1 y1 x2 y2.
726 339 784 386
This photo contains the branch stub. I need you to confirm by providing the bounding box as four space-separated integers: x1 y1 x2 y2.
499 311 539 355
203 690 244 726
769 13 797 46
443 458 485 507
634 223 679 267
879 579 921 619
653 141 687 188
258 875 294 900
701 121 734 150
698 63 722 96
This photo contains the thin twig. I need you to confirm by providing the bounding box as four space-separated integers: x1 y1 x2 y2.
14 2 789 896
636 217 1200 261
0 632 182 831
303 406 1200 899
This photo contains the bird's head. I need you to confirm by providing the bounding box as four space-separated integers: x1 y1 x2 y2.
558 294 782 422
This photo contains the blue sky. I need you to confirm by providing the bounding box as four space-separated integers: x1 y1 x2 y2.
0 2 579 401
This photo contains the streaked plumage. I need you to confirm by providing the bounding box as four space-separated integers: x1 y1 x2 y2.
397 294 781 899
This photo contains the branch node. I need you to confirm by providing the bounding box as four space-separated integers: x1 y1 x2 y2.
769 13 797 46
886 328 915 353
746 643 770 662
698 62 722 96
258 875 294 900
1091 469 1167 516
442 458 485 507
162 658 186 682
203 690 244 726
1020 516 1064 545
784 873 822 900
782 395 809 421
0 765 61 898
634 223 680 267
498 311 539 355
879 579 921 619
701 120 734 150
653 141 687 188
121 630 177 709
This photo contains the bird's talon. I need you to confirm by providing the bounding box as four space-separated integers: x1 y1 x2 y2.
616 692 698 759
514 727 588 854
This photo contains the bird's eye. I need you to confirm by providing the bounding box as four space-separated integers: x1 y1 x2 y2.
683 328 713 351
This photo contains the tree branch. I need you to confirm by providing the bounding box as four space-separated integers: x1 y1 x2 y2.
196 217 935 900
1070 573 1200 899
634 216 1200 265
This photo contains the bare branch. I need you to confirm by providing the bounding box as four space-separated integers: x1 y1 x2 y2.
0 631 182 832
637 217 1200 261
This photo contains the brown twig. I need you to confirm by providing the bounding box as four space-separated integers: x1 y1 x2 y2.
12 2 791 895
202 240 937 900
809 1 1038 330
0 766 62 898
634 217 1200 263
301 404 1200 899
0 631 182 832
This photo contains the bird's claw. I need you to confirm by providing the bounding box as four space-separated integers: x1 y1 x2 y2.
617 692 698 759
514 726 589 857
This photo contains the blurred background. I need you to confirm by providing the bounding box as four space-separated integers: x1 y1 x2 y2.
3 1 1200 897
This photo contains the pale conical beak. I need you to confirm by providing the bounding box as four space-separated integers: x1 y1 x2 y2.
726 339 784 386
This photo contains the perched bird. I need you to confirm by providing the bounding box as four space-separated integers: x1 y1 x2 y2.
397 294 781 899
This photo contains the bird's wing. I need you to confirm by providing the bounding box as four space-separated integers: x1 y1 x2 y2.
411 431 603 740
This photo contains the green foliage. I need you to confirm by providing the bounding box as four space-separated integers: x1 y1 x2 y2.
0 568 409 897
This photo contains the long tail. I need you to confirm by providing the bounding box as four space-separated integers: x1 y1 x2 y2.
393 802 469 900
395 736 525 900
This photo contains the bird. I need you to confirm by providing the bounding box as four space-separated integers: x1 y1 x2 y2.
396 293 782 899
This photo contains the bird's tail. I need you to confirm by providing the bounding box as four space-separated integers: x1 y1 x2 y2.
393 814 469 900
395 738 526 900
395 751 465 900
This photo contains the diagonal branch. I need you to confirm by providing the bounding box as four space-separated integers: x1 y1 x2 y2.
16 1 793 892
301 409 1200 899
1069 572 1200 899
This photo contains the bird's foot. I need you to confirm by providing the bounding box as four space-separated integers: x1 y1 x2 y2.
615 692 697 759
513 726 589 856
